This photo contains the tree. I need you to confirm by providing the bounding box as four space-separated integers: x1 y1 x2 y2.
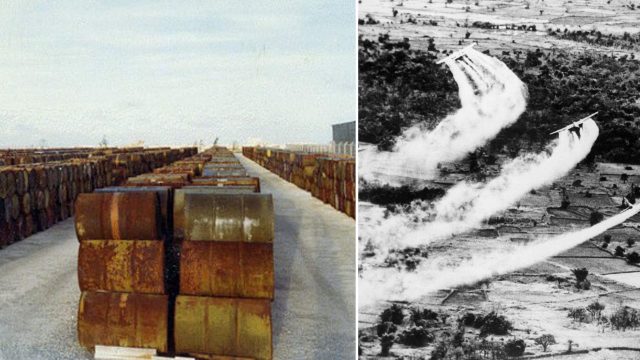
572 268 590 289
398 325 434 347
479 312 513 336
587 301 605 321
380 333 395 356
627 251 640 264
621 173 629 183
615 246 626 257
380 304 405 325
377 321 397 337
504 338 526 357
627 238 636 247
535 334 556 352
590 211 604 225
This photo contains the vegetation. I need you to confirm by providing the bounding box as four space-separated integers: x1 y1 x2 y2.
380 333 395 356
609 306 640 331
627 251 640 264
398 325 435 347
359 36 640 163
504 338 526 357
460 311 513 336
380 304 405 325
571 268 591 289
534 334 556 352
549 28 640 52
590 211 604 225
383 246 429 271
360 181 445 206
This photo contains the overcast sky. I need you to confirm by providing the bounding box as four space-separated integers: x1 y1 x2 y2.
0 1 355 148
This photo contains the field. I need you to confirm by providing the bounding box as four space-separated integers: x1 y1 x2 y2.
359 161 640 358
359 0 640 54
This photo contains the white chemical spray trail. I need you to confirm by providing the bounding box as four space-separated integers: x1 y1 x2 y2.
360 203 640 307
359 48 528 185
360 119 599 258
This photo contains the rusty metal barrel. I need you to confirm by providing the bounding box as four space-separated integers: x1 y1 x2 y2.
181 186 256 194
78 240 165 294
174 296 272 360
75 192 161 241
191 177 261 192
77 291 168 352
180 241 273 299
173 192 273 242
95 186 173 237
201 168 248 178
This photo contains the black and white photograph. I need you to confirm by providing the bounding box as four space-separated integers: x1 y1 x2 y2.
357 0 640 359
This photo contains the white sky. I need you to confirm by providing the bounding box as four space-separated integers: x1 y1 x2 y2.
0 1 355 147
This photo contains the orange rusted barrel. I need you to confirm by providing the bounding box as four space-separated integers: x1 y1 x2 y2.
180 186 256 194
180 241 273 299
78 240 165 294
191 177 261 193
77 291 168 352
174 296 272 360
95 187 173 237
75 192 161 241
173 192 273 242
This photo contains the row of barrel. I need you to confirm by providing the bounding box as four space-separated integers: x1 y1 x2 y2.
242 146 355 218
0 146 180 166
75 146 274 359
0 147 197 248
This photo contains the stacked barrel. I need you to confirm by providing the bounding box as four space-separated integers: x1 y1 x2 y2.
75 191 170 352
74 146 274 359
173 147 273 359
0 158 110 247
312 156 356 218
242 146 355 218
0 147 197 249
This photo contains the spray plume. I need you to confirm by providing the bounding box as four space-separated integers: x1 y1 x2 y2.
360 119 599 257
360 48 528 185
360 203 640 307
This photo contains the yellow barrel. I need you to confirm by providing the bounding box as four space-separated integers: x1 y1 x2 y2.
77 291 168 352
174 296 271 360
180 241 273 299
78 240 165 294
173 192 273 242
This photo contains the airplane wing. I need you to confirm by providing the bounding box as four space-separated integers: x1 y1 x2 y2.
436 44 476 64
549 112 599 135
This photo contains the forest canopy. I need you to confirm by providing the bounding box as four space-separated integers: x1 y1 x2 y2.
359 35 640 163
